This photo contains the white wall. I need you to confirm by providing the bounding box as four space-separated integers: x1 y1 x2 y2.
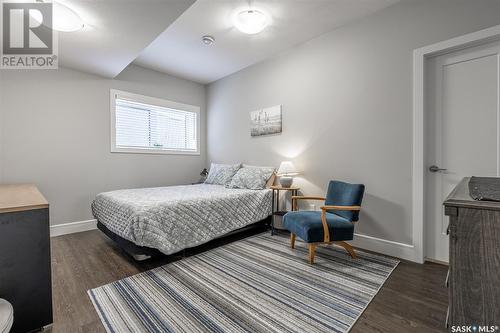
207 0 500 251
0 65 206 225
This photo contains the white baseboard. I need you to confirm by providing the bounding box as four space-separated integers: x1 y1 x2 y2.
352 233 416 262
50 219 97 237
49 220 418 261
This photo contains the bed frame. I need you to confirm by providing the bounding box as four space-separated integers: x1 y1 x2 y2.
97 217 271 261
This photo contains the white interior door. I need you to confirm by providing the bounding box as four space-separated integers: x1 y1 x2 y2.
425 41 500 263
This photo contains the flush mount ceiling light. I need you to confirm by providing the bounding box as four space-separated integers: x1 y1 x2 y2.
33 0 84 32
232 9 270 35
52 1 84 32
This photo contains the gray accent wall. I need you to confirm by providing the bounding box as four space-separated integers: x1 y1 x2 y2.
207 0 500 245
0 65 206 225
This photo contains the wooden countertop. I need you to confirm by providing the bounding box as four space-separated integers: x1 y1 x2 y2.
0 184 49 213
444 177 500 211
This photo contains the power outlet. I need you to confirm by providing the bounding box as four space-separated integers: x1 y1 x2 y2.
309 204 317 211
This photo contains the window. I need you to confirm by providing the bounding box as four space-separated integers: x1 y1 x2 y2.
110 90 200 155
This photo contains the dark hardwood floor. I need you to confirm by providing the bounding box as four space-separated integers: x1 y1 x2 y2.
48 229 448 333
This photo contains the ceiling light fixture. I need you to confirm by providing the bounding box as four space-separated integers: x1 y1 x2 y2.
52 1 84 32
202 35 215 46
33 0 84 32
232 9 270 35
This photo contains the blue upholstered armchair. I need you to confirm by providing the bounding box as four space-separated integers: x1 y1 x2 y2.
283 180 365 264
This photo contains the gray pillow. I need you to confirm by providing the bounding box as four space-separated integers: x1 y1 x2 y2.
204 163 241 185
226 166 276 190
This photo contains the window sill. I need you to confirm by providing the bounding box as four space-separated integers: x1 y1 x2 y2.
111 147 200 156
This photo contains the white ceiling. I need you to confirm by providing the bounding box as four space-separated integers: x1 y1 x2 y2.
134 0 400 84
56 0 195 78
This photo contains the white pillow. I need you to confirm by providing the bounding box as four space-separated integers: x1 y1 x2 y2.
204 163 241 185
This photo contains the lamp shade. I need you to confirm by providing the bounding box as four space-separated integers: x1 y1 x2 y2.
277 161 298 176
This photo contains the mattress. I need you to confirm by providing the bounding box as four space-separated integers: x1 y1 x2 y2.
91 184 272 255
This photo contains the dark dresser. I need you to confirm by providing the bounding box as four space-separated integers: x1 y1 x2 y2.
443 177 500 328
0 184 52 332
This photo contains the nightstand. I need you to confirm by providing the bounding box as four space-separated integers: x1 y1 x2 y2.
270 185 299 235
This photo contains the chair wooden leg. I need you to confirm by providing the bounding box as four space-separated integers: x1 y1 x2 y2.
337 241 357 259
308 244 317 264
290 233 296 249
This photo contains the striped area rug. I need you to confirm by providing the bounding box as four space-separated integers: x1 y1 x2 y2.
89 233 399 333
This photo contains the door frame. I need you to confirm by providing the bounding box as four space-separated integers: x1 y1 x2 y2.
412 25 500 263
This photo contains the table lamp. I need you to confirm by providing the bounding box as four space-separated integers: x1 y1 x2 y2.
277 161 299 187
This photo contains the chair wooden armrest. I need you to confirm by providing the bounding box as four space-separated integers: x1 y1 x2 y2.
320 205 361 242
320 205 361 211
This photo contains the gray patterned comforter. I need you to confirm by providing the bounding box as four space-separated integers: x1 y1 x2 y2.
91 184 272 255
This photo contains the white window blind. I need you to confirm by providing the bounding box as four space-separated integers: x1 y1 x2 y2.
111 91 199 154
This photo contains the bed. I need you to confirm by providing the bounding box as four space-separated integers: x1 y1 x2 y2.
91 183 272 259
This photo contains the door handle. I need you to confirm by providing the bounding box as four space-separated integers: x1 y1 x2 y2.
429 165 447 173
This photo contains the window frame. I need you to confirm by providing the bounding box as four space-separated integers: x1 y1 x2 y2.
110 89 201 155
